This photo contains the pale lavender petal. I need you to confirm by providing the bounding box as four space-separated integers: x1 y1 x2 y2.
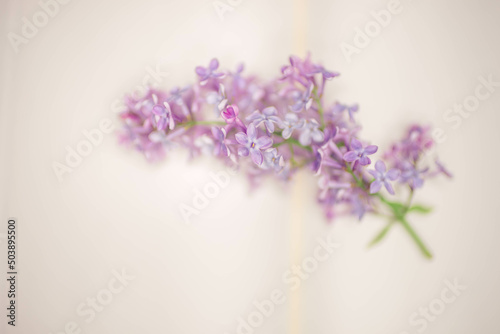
351 138 362 150
247 123 257 140
311 130 324 143
370 180 382 194
235 132 249 145
256 136 273 149
282 127 293 139
250 149 264 165
152 105 165 116
209 58 219 70
211 127 223 140
413 178 424 188
156 118 166 131
299 131 312 146
290 102 303 112
265 120 275 133
262 107 277 116
195 67 207 76
221 143 230 157
386 168 400 181
364 145 378 154
375 160 386 173
359 156 371 166
246 110 262 122
384 181 395 195
296 119 306 129
285 113 298 123
343 151 358 162
267 116 281 123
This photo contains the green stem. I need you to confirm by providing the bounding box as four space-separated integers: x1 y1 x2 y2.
345 163 366 189
289 143 296 165
179 120 226 128
399 218 433 259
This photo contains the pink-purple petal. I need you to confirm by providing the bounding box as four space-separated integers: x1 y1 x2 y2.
359 156 371 166
351 138 363 150
209 58 219 70
195 66 207 76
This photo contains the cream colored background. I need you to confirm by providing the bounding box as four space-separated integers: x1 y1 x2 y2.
1 0 500 333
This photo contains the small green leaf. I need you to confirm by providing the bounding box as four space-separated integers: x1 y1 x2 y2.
368 222 394 248
408 205 433 214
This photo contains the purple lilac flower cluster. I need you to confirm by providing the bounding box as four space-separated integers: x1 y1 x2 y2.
117 55 451 258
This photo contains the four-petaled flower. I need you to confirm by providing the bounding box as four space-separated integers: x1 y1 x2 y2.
343 139 378 166
195 58 225 85
332 102 359 121
299 119 324 146
290 84 314 112
369 160 400 195
263 148 284 172
167 86 190 116
400 162 427 189
279 113 305 139
211 127 230 157
151 102 175 131
246 107 281 134
235 124 273 165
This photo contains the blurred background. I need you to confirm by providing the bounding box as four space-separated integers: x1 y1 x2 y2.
1 0 500 333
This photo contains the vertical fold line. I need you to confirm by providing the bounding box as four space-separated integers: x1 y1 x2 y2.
290 0 308 334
